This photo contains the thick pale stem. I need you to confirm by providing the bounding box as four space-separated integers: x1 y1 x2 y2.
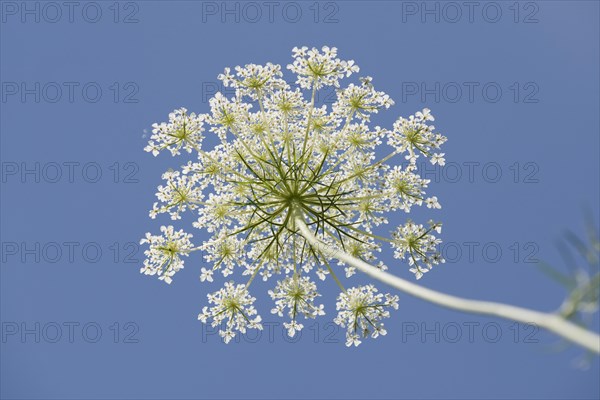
294 213 600 354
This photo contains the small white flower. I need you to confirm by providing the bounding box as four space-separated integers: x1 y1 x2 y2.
415 108 434 121
345 266 356 278
346 333 362 347
431 152 446 166
200 267 214 282
426 196 441 209
316 268 329 281
219 329 236 344
283 320 304 337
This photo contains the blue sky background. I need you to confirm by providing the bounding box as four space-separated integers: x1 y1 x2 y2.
1 1 599 399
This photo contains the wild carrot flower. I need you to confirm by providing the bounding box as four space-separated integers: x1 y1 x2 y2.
140 46 447 345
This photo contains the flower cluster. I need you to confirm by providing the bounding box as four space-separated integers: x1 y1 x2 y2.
198 282 262 343
287 46 359 89
384 165 431 213
334 285 399 347
144 108 204 156
388 107 446 164
391 220 444 279
140 46 448 345
139 226 194 284
333 77 395 122
150 170 205 220
269 275 325 337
